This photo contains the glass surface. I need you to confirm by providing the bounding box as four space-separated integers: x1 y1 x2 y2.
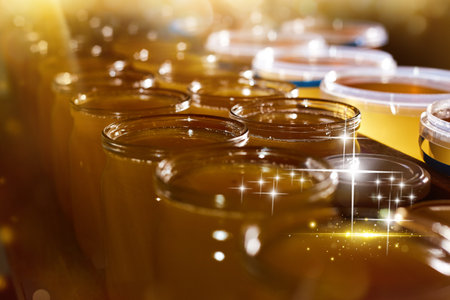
101 114 248 300
231 98 361 157
154 147 337 299
69 88 189 270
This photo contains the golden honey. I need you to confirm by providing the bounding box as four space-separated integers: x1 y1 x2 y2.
154 147 337 299
101 115 248 300
187 77 296 118
153 53 237 92
69 88 189 269
37 47 125 176
51 69 154 219
248 217 450 300
231 98 361 157
321 67 450 160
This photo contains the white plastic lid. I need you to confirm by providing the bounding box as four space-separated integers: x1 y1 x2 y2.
420 99 450 149
281 17 388 48
252 45 396 84
204 28 326 59
321 66 450 110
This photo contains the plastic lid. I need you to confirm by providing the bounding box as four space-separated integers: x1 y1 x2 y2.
326 153 431 208
420 100 450 149
321 66 450 109
205 28 326 59
252 45 396 84
281 17 388 48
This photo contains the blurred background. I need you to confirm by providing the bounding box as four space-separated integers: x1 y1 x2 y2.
1 0 449 69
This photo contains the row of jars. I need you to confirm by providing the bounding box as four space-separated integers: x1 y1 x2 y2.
1 13 449 300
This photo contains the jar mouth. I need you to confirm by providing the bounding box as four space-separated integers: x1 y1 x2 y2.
420 100 450 149
243 213 450 299
205 29 326 58
321 67 450 109
281 18 388 47
230 98 361 140
396 201 450 253
102 114 249 160
53 67 154 94
71 87 190 116
326 153 431 206
252 46 396 82
188 77 296 109
155 146 338 216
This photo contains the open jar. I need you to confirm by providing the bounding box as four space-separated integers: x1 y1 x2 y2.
231 98 361 157
101 114 248 300
321 67 450 160
154 146 337 299
68 87 189 270
187 76 296 117
420 99 450 175
253 45 396 98
243 210 450 300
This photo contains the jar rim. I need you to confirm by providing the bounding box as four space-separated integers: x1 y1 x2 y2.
205 29 326 58
253 46 396 82
281 18 388 47
321 66 450 109
53 66 153 94
326 153 431 204
70 87 190 116
242 211 450 298
188 77 296 109
102 114 249 160
230 97 361 139
155 146 338 216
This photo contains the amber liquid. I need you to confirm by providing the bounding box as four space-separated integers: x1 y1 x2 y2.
102 130 245 300
155 164 319 299
256 222 450 300
69 94 185 270
329 81 450 160
245 111 359 157
188 85 284 118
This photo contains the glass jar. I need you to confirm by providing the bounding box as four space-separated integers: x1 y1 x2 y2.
101 114 248 300
231 98 361 157
397 200 450 243
253 45 396 98
153 53 237 92
69 87 189 269
281 17 388 48
205 28 326 69
51 68 154 219
37 45 126 175
188 76 296 117
154 146 337 299
326 153 431 209
420 99 450 175
243 211 450 300
321 67 450 160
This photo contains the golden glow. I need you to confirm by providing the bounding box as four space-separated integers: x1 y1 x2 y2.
0 226 14 245
0 276 7 291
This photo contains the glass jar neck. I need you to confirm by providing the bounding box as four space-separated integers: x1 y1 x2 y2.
102 114 249 162
155 146 338 216
231 98 361 141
